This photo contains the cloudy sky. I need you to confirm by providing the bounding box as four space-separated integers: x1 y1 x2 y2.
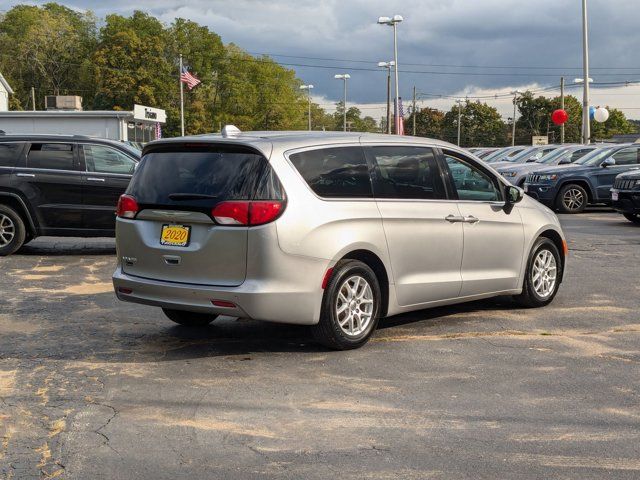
2 0 640 119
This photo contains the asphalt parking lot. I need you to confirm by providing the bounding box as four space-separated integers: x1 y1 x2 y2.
1 211 639 479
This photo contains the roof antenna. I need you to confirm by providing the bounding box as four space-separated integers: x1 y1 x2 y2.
221 125 241 138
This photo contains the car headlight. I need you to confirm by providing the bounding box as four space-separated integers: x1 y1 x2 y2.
539 174 558 182
502 171 517 177
636 179 640 187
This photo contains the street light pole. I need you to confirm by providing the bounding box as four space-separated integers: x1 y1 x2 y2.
560 77 565 144
299 84 314 131
334 74 350 132
378 15 403 135
510 90 521 147
377 61 395 134
581 0 591 144
456 99 463 146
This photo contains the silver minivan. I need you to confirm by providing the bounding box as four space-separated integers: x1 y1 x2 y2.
113 130 567 350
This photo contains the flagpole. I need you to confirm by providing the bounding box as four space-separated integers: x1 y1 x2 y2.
179 54 185 136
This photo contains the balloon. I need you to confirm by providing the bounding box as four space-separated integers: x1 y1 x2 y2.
589 106 596 119
594 107 609 123
551 109 568 125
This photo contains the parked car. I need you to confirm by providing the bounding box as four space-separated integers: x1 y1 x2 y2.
489 145 559 169
484 146 528 163
611 169 640 224
498 145 601 187
113 129 567 350
0 134 140 255
524 144 640 213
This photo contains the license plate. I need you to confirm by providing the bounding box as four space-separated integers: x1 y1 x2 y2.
523 184 529 193
160 224 191 247
611 190 619 201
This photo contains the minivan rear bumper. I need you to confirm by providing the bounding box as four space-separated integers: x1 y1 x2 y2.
113 255 328 326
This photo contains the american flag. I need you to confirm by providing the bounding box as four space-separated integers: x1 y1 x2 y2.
394 97 405 135
180 66 201 90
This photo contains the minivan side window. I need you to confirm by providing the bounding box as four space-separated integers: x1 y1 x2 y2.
289 147 372 198
611 147 640 166
443 152 502 202
83 144 136 174
367 146 445 200
27 143 75 170
0 143 22 167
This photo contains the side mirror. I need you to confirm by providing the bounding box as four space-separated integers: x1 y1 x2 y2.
504 185 524 214
559 158 571 165
601 157 616 168
526 157 537 163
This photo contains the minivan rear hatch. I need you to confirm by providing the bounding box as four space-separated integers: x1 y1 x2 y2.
118 142 281 286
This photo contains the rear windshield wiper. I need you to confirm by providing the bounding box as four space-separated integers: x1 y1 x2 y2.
168 193 219 200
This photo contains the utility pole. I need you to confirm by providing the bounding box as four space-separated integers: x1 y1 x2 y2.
300 84 314 131
560 77 565 144
334 74 350 132
31 87 36 111
581 0 591 144
456 99 463 146
378 61 394 134
412 86 416 136
510 90 521 146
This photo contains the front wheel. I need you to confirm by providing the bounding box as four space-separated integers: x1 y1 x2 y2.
162 308 218 327
623 213 640 224
556 184 588 214
0 205 26 256
513 237 562 308
311 260 381 350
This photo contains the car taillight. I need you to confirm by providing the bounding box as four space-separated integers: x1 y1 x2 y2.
116 194 139 219
212 201 284 226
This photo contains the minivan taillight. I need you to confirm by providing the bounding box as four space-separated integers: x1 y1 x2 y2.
212 201 284 226
116 194 139 219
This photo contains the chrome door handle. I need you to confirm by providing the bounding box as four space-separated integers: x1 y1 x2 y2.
16 173 35 178
463 215 479 224
445 214 465 223
86 177 106 182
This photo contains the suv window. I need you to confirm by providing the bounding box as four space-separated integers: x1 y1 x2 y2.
443 152 502 201
0 143 22 167
83 144 136 174
611 147 640 166
368 146 445 199
27 143 75 170
128 145 282 209
289 147 372 198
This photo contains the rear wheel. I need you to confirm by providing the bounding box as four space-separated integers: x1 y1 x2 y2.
312 260 381 350
0 205 26 256
162 308 218 327
623 213 640 224
556 184 588 214
513 237 562 308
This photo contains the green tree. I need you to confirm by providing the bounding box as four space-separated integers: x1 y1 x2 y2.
443 101 506 147
414 107 445 139
591 107 636 141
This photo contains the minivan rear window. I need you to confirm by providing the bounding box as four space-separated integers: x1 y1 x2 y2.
127 145 282 209
289 146 372 198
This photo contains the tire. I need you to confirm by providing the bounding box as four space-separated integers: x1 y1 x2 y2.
623 213 640 224
513 237 562 308
556 184 588 214
0 204 26 256
162 308 218 327
311 260 381 350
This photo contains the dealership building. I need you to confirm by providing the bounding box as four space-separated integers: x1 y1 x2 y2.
0 100 166 143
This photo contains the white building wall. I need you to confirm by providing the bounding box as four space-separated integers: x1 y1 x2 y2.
0 84 8 112
0 116 125 140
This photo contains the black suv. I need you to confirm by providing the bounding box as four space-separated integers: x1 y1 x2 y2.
0 135 140 255
611 169 640 224
524 144 640 213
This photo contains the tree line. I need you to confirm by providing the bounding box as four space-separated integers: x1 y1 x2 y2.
0 3 637 144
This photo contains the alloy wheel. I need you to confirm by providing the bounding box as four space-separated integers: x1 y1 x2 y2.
335 275 374 337
532 249 557 298
0 214 15 247
563 188 585 211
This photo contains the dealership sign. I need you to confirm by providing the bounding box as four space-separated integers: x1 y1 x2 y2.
133 104 166 124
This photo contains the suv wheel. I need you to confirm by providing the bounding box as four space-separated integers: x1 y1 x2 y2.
0 205 26 256
556 184 587 213
514 237 562 308
312 260 381 350
162 308 218 327
623 213 640 224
